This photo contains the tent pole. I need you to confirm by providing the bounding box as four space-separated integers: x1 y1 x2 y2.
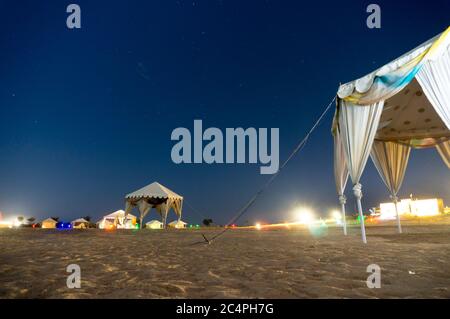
163 211 168 229
353 184 367 244
392 195 402 234
339 195 347 236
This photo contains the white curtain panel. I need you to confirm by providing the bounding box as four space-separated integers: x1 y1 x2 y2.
172 199 183 220
163 198 173 226
370 140 411 196
138 199 151 228
178 199 183 220
124 201 135 216
436 140 450 168
333 129 349 235
333 129 349 196
338 99 385 185
416 48 450 129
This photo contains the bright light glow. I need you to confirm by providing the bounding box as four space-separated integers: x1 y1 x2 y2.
13 220 22 227
0 221 13 228
255 223 262 230
379 198 441 220
295 208 315 225
331 210 342 220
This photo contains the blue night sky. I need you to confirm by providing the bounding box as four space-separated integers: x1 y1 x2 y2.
0 0 449 224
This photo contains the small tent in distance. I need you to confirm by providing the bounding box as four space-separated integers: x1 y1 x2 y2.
146 220 163 229
41 218 57 229
71 218 90 229
168 220 187 229
98 210 137 229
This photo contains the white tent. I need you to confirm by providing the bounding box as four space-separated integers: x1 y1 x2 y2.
98 210 137 229
71 218 90 229
146 220 163 229
168 220 187 229
124 182 183 229
333 26 450 243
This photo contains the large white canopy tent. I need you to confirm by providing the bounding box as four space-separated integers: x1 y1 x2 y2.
333 26 450 243
124 182 183 229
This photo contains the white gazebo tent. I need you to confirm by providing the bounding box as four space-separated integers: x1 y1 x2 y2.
333 26 450 243
124 182 183 229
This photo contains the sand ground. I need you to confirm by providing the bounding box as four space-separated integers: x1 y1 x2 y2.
1 224 450 298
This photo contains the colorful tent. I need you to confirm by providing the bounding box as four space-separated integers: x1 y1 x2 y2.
124 182 183 229
333 26 450 243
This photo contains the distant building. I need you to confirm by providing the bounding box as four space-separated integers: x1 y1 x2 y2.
379 198 444 220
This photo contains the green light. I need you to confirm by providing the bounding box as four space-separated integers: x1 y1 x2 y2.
135 223 139 229
357 215 366 224
196 224 200 228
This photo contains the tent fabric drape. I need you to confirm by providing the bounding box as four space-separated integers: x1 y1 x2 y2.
370 140 411 196
333 130 349 197
338 99 384 243
336 27 450 106
125 201 135 215
436 140 450 168
333 129 349 235
416 47 450 129
370 140 411 233
338 100 385 184
172 199 183 219
156 199 171 227
138 199 151 229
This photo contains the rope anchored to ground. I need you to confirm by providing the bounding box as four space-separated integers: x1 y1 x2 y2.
195 96 337 245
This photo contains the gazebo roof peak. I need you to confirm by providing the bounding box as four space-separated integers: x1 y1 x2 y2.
125 181 183 200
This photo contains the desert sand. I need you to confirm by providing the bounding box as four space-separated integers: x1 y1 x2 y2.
1 224 450 298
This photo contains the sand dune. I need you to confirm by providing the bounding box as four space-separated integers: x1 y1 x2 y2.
1 225 450 298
